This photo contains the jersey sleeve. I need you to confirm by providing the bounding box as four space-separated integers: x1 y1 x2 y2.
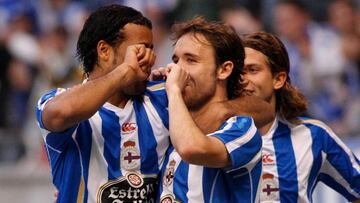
144 81 169 129
35 88 78 152
314 121 360 201
209 116 262 171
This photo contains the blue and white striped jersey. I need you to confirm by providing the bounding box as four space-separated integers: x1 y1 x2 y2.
36 81 170 203
158 116 263 203
260 116 360 202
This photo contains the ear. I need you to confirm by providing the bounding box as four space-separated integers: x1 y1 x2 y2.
97 40 112 61
273 71 287 90
217 61 233 80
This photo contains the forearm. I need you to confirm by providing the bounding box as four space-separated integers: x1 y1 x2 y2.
353 199 360 203
226 95 275 128
42 65 128 132
167 89 229 167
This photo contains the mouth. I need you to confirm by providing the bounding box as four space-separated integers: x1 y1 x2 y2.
243 89 255 96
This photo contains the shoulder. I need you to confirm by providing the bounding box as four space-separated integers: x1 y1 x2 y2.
144 81 167 106
37 88 66 106
213 116 255 136
146 81 166 92
36 88 68 114
223 116 254 129
297 117 333 133
289 117 342 147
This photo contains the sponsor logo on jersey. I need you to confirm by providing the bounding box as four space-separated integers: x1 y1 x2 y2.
163 160 176 186
262 153 275 166
121 141 141 170
97 172 158 203
261 173 279 201
122 123 137 134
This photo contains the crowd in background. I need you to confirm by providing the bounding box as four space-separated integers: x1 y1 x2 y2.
0 0 359 168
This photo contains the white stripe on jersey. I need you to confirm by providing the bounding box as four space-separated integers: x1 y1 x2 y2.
303 119 360 173
104 101 142 175
142 95 169 168
207 119 234 136
72 130 85 203
261 118 280 202
187 165 205 203
44 140 62 153
321 158 360 198
225 119 257 153
87 112 107 202
160 151 182 197
159 152 181 197
290 124 314 203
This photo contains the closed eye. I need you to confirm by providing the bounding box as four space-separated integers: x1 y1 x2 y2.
244 66 259 74
186 58 197 63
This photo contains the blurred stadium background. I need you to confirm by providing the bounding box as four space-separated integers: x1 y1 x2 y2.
0 0 359 202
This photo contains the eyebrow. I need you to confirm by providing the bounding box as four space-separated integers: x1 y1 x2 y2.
172 52 200 61
245 63 261 67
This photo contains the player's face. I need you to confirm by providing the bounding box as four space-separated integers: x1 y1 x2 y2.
172 33 217 109
242 47 277 103
113 23 153 95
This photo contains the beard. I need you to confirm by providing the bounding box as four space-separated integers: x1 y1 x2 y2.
183 84 216 111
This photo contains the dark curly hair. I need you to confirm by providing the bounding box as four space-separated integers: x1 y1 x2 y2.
77 4 152 74
171 17 245 99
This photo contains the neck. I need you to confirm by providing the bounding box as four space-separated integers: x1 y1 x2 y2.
107 94 130 108
191 87 227 120
259 118 276 135
259 94 277 135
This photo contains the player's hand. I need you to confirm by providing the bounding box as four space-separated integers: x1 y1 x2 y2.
123 44 156 81
149 67 170 81
137 45 156 75
165 63 190 93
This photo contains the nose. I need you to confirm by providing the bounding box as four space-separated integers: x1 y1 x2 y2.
240 74 249 84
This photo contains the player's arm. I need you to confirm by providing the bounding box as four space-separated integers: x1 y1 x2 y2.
353 199 360 203
311 120 360 201
166 63 231 168
195 95 274 134
150 67 274 134
42 44 155 132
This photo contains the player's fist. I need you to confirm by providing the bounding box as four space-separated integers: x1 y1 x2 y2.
165 63 190 93
123 44 155 81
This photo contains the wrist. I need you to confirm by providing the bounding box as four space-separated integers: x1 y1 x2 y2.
166 86 183 99
108 63 132 90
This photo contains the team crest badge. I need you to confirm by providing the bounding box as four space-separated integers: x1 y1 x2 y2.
163 159 176 186
160 194 181 203
261 173 279 201
121 141 141 170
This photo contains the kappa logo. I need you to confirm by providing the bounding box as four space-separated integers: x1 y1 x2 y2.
262 153 274 165
122 122 136 133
